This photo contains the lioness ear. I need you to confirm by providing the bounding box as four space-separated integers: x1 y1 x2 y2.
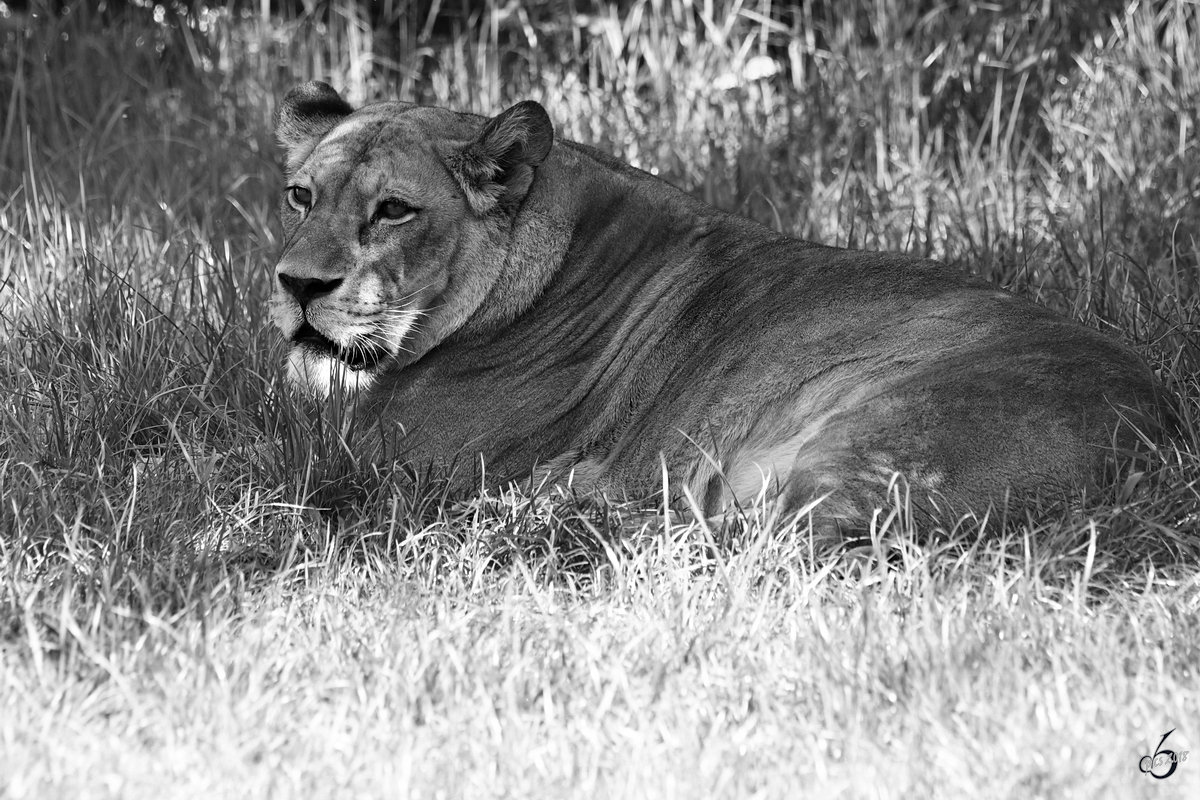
451 100 554 215
275 81 353 174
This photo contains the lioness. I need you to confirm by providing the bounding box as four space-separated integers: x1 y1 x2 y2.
270 81 1161 527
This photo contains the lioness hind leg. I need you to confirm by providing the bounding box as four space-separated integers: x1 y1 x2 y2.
777 384 1122 535
776 445 946 537
701 373 1148 537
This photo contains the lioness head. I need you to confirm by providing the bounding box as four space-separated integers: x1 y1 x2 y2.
271 81 553 397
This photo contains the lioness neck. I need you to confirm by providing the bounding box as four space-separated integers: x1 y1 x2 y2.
465 140 775 340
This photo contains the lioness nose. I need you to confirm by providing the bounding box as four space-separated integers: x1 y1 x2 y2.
278 273 343 308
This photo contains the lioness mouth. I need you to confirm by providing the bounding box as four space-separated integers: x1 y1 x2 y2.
293 322 386 372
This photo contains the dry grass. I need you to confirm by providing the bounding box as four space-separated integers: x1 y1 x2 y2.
1 1 1199 797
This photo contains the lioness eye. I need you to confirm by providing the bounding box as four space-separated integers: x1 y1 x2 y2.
376 198 416 224
287 185 312 211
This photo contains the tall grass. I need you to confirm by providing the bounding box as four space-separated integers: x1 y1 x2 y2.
1 1 1199 796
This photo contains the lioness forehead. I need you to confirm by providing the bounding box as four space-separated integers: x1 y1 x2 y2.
305 103 481 171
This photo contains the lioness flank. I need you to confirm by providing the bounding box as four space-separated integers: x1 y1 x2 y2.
270 81 1162 528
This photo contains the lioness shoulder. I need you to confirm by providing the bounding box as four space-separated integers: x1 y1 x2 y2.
269 82 1162 528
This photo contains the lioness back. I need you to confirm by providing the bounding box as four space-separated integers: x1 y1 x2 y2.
270 82 1162 529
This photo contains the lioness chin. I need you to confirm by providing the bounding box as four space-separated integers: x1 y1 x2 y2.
270 81 1162 530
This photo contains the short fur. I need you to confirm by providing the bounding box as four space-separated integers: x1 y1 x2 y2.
270 82 1163 528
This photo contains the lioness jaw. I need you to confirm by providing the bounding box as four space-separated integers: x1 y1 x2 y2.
269 82 1163 529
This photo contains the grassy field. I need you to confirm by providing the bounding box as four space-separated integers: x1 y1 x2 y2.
2 0 1200 796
